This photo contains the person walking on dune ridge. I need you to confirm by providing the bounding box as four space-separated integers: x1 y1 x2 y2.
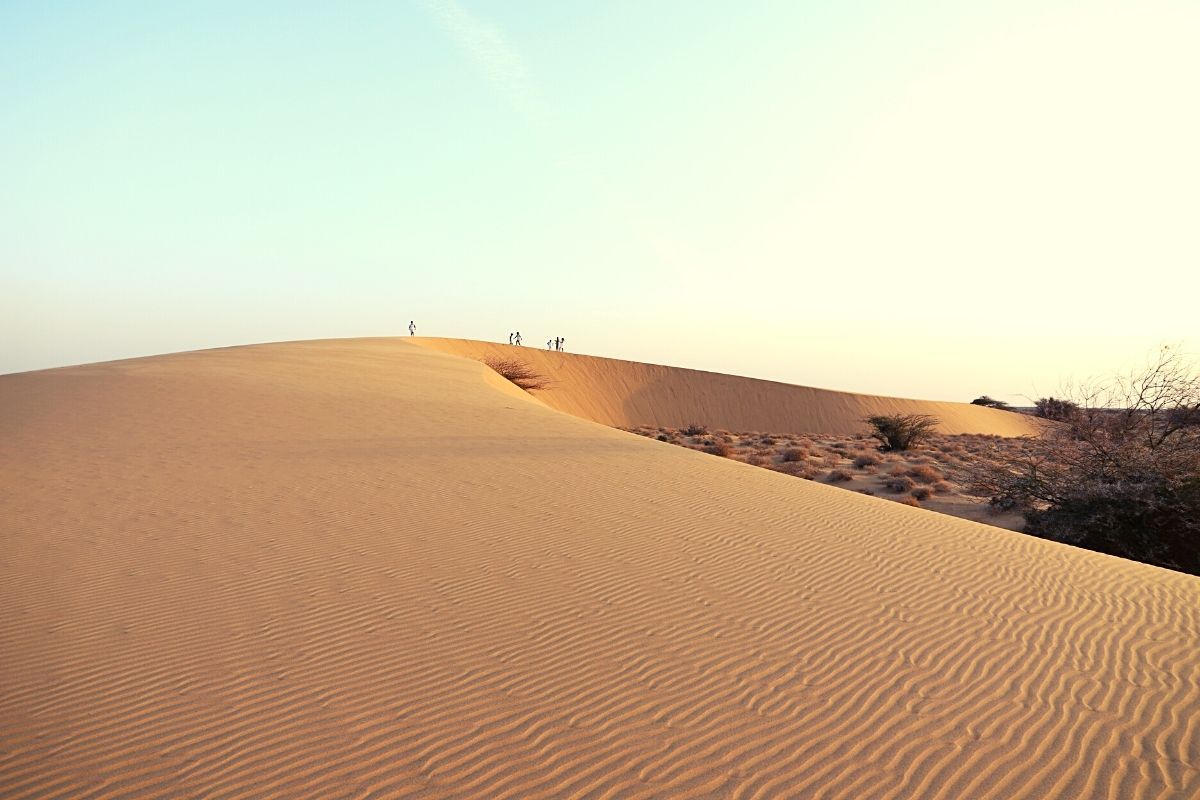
514 331 523 346
408 320 416 336
508 332 513 345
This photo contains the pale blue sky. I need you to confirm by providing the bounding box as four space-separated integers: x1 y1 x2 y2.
4 1 1197 402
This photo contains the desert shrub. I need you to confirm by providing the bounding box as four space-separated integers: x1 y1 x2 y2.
852 452 881 468
885 476 916 493
830 441 849 451
826 469 854 483
864 414 939 451
971 348 1200 575
895 496 922 507
911 486 933 501
781 447 808 463
760 436 776 446
776 462 817 480
703 443 731 457
932 481 954 494
482 357 552 391
857 488 876 496
907 465 944 484
745 454 769 467
657 434 671 442
971 395 1011 410
821 454 840 467
1034 396 1080 421
683 423 708 436
854 450 883 470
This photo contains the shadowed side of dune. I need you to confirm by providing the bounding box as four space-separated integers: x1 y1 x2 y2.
413 337 1044 436
2 337 1197 799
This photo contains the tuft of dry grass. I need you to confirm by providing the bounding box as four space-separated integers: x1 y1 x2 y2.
482 357 552 391
703 442 732 457
884 476 916 493
852 452 881 468
907 465 944 484
826 469 854 483
895 496 922 507
781 447 808 463
911 486 934 501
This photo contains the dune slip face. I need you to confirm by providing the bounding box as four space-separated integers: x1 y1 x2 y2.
413 337 1045 437
2 337 1197 799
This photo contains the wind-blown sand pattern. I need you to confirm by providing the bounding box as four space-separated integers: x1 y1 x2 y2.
2 338 1197 799
414 337 1044 436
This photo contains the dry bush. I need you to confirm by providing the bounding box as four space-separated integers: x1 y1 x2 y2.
656 433 671 442
826 469 854 483
895 496 922 507
852 452 881 468
745 454 769 467
683 423 708 436
822 454 841 467
932 481 954 494
760 436 776 446
781 447 808 462
776 462 817 480
911 486 934 501
969 347 1200 575
887 465 909 477
703 442 732 457
907 465 944 484
857 488 876 496
483 357 552 391
885 476 916 493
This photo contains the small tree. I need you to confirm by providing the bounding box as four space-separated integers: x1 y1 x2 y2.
482 357 552 392
968 347 1200 576
864 414 939 451
971 395 1011 410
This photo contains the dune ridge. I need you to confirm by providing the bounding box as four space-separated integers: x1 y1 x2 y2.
1 337 1197 799
412 337 1043 437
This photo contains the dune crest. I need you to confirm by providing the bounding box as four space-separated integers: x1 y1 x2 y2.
414 337 1043 436
2 338 1197 799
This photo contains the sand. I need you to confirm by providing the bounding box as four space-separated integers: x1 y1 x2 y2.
1 337 1197 799
413 337 1046 436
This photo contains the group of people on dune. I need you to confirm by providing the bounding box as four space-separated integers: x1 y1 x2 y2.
507 332 566 352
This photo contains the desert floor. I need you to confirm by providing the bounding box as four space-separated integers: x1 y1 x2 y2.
2 338 1197 799
624 426 1033 531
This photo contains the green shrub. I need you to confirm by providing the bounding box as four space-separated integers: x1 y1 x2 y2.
864 414 939 452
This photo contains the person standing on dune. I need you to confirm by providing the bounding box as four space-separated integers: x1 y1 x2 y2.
509 332 513 345
408 320 416 336
514 332 523 346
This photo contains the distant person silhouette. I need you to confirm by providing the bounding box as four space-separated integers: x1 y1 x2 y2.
514 331 523 346
547 339 553 350
509 332 513 345
559 337 565 352
409 320 416 336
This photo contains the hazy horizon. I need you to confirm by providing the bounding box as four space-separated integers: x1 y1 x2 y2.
5 1 1197 403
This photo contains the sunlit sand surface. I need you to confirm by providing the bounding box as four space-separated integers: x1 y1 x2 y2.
2 338 1197 798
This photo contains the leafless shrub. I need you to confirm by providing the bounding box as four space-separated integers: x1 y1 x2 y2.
684 423 708 436
885 476 916 493
853 452 881 468
483 357 552 391
911 486 933 501
969 347 1200 575
781 447 808 462
907 465 944 484
827 469 854 483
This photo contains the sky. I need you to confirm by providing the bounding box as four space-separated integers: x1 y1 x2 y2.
3 0 1197 403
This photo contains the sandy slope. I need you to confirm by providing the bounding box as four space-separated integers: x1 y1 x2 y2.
1 337 1196 799
414 337 1044 436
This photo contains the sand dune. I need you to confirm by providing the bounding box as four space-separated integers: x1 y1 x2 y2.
2 337 1197 799
413 338 1044 436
